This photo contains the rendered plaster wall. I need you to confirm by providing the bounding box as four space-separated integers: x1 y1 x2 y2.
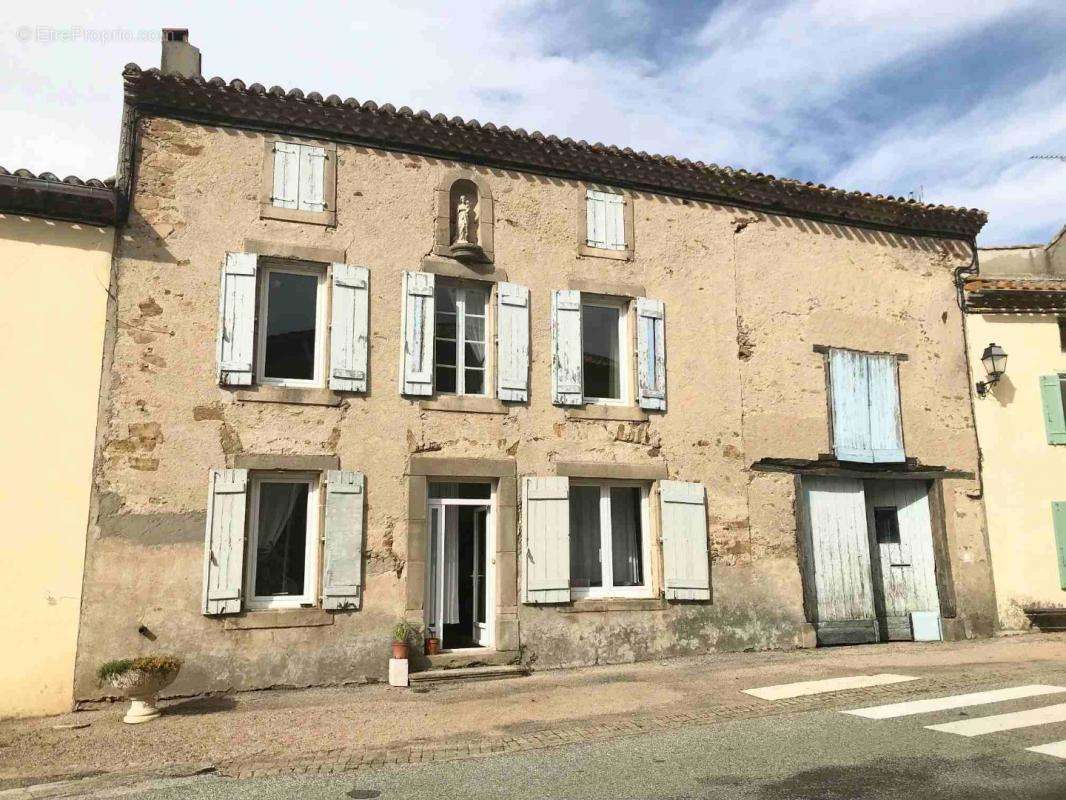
0 215 112 717
74 117 991 697
966 312 1066 629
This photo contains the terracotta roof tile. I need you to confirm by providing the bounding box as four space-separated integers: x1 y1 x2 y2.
0 165 118 225
121 64 987 239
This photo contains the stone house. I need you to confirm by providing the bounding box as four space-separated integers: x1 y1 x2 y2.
0 168 116 716
73 33 995 700
965 226 1066 632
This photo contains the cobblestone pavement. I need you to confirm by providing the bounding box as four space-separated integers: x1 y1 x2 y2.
5 634 1064 796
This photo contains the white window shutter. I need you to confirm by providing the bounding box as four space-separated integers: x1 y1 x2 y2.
830 348 873 462
322 470 365 610
400 271 435 396
660 480 711 601
522 476 571 604
298 144 327 212
636 297 666 410
604 192 625 250
216 252 258 386
202 468 248 615
866 353 904 462
329 263 369 393
586 189 606 248
497 282 530 402
271 142 300 209
551 289 583 406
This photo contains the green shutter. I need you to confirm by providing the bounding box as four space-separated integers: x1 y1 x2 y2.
1039 375 1066 445
1052 502 1066 590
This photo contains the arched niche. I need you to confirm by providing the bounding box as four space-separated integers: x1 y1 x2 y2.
434 169 494 264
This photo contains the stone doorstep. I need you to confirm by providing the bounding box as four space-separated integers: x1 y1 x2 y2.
417 649 521 671
409 664 530 684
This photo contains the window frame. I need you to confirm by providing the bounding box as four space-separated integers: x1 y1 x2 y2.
244 471 322 611
259 139 338 227
433 280 492 398
569 480 653 600
581 295 631 406
578 186 634 261
255 260 329 390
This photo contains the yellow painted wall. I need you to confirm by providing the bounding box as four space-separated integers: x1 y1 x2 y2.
0 214 112 717
967 313 1066 629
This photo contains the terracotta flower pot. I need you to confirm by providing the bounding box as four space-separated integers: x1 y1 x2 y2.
391 642 409 660
104 667 180 724
425 637 441 656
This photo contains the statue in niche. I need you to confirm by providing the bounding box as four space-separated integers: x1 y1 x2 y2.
453 193 476 245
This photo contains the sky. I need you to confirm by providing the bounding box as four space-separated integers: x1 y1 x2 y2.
1 0 1063 244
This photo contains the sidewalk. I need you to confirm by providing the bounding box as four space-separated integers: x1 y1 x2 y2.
5 634 1064 790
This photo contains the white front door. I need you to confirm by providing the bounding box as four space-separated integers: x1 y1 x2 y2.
472 508 489 646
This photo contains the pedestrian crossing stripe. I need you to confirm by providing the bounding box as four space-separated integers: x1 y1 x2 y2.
925 702 1066 737
1027 740 1066 760
843 685 1066 720
742 674 918 701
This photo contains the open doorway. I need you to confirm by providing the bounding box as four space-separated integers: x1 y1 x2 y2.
426 482 494 650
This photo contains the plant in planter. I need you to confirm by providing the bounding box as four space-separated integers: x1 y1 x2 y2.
97 655 183 724
392 621 421 660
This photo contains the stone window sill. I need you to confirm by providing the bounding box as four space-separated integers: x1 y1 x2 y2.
233 385 343 407
577 243 632 261
259 204 337 227
559 597 668 613
566 405 648 422
223 608 334 630
419 396 510 415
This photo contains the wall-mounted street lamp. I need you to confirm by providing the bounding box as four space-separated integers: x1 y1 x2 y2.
976 343 1008 397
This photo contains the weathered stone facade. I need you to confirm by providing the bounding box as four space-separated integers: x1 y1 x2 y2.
73 111 996 700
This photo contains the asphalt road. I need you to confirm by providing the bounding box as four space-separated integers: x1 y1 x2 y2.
109 694 1066 800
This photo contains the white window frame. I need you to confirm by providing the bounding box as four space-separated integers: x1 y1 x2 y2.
569 480 653 599
245 471 322 610
255 261 328 389
434 281 492 398
581 296 631 406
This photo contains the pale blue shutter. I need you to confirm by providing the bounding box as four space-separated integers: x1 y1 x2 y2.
830 349 873 462
400 271 435 396
298 144 327 212
1052 502 1066 589
551 290 583 405
867 354 904 462
523 477 571 604
271 142 300 209
636 297 666 410
660 481 711 601
1040 375 1066 445
322 470 365 610
586 190 606 248
330 264 369 392
216 252 257 386
496 282 530 402
202 469 248 615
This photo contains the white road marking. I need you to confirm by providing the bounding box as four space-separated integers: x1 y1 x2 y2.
926 702 1066 737
843 685 1066 720
742 674 918 701
1027 740 1066 759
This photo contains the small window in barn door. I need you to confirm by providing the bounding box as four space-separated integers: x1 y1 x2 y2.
873 507 901 545
260 140 337 226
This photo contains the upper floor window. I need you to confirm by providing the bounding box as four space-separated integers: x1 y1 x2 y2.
260 140 337 226
1040 373 1066 445
434 282 489 396
256 262 327 388
582 297 629 404
580 188 634 260
827 348 905 463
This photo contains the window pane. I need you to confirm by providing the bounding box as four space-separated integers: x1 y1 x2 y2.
429 482 491 499
465 315 485 343
264 272 318 380
583 305 621 400
437 340 456 366
610 487 644 587
465 369 484 395
465 342 486 369
436 313 457 341
464 288 487 317
254 482 309 597
569 486 602 588
436 366 457 393
435 286 457 313
874 507 901 545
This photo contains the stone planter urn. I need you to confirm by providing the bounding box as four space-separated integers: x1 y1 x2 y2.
98 658 182 724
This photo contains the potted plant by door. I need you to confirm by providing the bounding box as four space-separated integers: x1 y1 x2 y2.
392 621 420 659
97 655 183 724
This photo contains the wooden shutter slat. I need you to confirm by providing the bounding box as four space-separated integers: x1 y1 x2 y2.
329 263 369 392
522 477 571 603
605 192 626 250
1040 375 1066 445
202 468 248 615
496 282 530 402
830 348 873 462
298 145 327 212
551 289 583 405
322 470 366 610
216 252 257 386
867 354 904 462
400 271 435 396
586 189 604 247
660 481 711 600
271 142 300 209
636 297 666 410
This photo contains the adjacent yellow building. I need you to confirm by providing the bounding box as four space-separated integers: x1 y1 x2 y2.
0 169 115 716
967 227 1066 632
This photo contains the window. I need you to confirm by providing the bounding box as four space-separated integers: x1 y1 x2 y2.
260 140 337 226
827 348 904 463
256 262 327 388
434 283 489 396
1059 318 1066 353
1040 374 1066 445
246 473 320 609
569 482 650 598
873 507 901 545
582 298 629 404
586 189 626 251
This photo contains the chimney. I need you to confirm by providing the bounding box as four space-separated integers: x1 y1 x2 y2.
160 29 201 78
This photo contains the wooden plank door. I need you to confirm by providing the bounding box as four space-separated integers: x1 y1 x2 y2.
801 476 879 645
864 480 941 640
